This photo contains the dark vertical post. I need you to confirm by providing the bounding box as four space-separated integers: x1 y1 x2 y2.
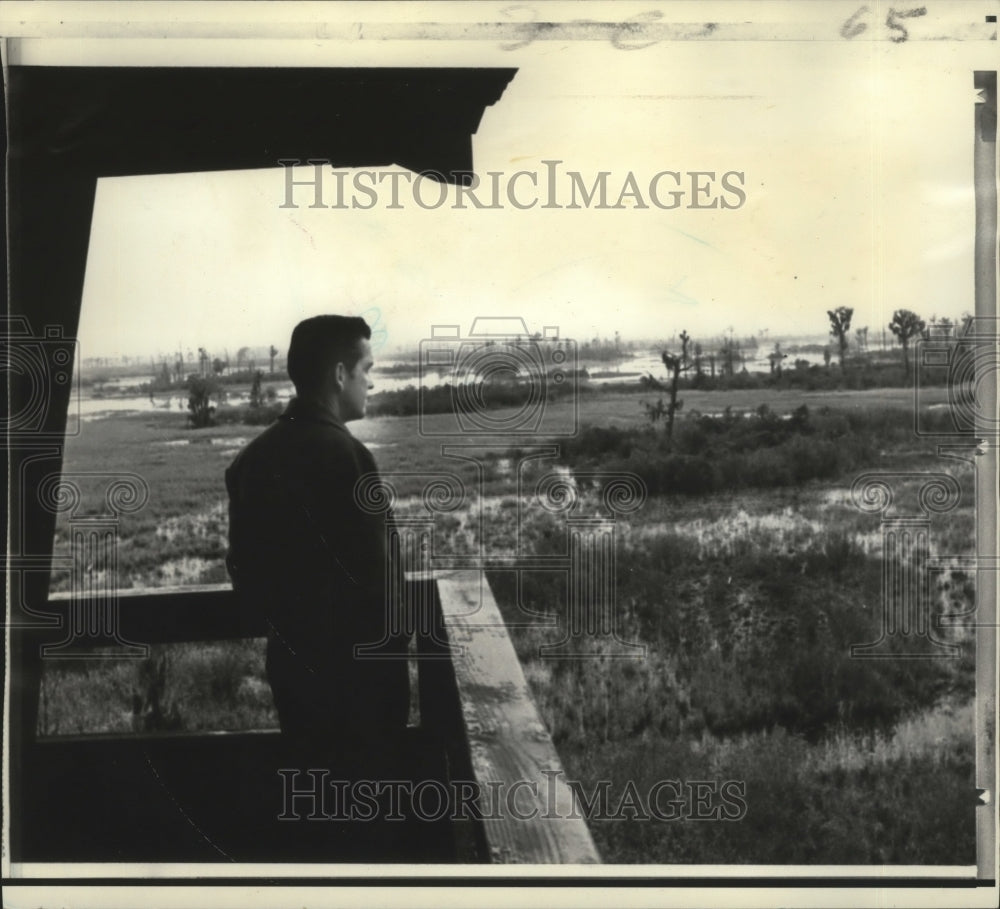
973 70 997 881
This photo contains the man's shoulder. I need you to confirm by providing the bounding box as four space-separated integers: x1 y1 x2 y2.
228 415 373 478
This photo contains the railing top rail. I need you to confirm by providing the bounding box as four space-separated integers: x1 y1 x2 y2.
46 582 234 602
431 569 601 864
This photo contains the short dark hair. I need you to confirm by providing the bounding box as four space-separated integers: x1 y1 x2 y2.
286 315 372 394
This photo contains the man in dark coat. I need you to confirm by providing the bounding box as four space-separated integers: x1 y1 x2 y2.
225 315 409 755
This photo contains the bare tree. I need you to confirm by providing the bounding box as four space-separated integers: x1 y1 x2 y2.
661 330 692 443
827 306 854 368
719 335 741 376
767 341 787 377
269 345 279 374
888 308 925 377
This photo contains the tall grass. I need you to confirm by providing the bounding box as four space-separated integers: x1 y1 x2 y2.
37 639 277 736
563 708 974 864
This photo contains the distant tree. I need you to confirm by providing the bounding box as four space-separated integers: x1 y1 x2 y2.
198 347 209 376
186 375 219 428
212 357 226 376
236 347 251 371
823 346 832 370
767 342 787 377
249 370 264 409
719 336 742 376
641 397 668 424
889 308 925 377
269 345 279 374
827 306 853 368
855 326 869 355
955 312 976 363
660 330 691 443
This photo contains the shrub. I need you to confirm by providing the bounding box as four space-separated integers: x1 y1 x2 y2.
186 375 220 428
367 378 584 419
611 452 716 496
213 401 283 426
785 435 841 482
547 404 916 497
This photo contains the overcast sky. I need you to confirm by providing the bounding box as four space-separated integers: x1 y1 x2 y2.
78 37 982 361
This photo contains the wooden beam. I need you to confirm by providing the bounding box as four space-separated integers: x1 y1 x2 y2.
435 570 600 864
42 583 259 645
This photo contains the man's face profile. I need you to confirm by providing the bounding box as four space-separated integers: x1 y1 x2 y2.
337 338 374 422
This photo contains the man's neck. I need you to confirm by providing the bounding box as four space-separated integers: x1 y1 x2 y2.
296 393 345 424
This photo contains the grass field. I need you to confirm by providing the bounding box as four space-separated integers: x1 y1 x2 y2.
41 381 978 863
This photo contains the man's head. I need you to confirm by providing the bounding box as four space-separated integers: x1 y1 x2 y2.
287 315 374 421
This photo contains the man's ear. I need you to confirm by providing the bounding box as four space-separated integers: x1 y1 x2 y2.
331 361 347 390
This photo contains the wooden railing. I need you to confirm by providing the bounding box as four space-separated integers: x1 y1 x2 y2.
21 573 599 864
415 570 600 864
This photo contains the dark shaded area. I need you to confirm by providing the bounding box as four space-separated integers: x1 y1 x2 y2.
6 63 515 863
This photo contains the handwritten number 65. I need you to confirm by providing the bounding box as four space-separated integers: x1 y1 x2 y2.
842 5 928 42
